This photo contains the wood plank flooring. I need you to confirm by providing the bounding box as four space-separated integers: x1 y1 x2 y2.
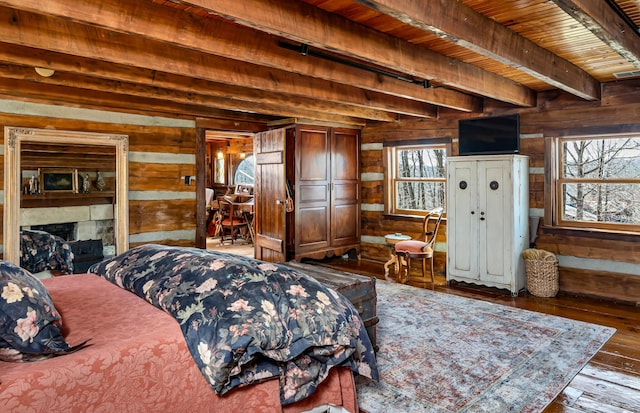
206 244 640 413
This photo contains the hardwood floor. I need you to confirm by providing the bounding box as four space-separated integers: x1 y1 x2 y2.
316 257 640 413
205 236 254 257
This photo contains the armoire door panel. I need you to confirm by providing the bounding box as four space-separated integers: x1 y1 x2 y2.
332 129 359 181
297 206 330 246
299 184 329 203
333 182 359 203
332 204 359 242
298 129 330 182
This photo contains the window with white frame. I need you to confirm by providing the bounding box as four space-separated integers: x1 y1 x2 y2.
385 140 448 216
552 133 640 232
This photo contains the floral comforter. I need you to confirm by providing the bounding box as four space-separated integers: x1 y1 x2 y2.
20 230 74 274
89 244 378 405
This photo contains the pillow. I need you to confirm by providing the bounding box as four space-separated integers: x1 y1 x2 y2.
0 260 83 361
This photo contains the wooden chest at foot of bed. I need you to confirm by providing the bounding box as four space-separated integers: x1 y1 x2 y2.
285 261 379 352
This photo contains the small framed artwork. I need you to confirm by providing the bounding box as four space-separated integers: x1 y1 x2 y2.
39 168 78 192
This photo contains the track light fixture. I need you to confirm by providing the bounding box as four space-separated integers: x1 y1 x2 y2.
280 41 430 88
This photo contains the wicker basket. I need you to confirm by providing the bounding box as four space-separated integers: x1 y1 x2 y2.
522 248 559 298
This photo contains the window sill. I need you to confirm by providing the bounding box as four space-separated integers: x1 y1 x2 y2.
383 213 447 223
541 225 640 242
382 213 423 221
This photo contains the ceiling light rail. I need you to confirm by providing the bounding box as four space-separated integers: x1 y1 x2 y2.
278 41 430 88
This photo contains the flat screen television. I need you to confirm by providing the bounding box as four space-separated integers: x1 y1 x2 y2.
458 114 520 155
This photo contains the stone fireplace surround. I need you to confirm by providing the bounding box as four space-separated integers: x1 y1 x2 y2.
20 204 116 257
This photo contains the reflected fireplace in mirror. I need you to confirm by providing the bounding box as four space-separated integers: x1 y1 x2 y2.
4 127 129 267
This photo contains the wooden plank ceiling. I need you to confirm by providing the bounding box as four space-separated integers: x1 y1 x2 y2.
0 0 638 130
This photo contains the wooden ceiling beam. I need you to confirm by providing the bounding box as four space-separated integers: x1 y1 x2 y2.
0 77 369 126
195 118 268 133
179 0 536 107
0 78 334 125
0 43 275 125
0 63 395 122
551 0 640 68
352 0 601 101
0 0 479 113
0 6 436 120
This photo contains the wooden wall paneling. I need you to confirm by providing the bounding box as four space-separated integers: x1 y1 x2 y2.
535 233 640 264
129 239 194 249
0 111 198 253
128 162 196 191
559 267 640 305
128 199 196 234
127 125 196 246
360 181 383 205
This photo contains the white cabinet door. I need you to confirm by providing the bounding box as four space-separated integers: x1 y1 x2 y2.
447 159 479 280
478 160 512 284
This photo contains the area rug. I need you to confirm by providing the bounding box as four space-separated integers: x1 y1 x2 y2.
356 280 616 413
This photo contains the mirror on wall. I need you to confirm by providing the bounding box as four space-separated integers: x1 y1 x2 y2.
3 127 129 267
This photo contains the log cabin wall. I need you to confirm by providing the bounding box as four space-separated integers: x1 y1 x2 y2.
360 80 640 304
0 102 198 256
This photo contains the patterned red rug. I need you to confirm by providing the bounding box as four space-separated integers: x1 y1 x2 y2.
357 280 615 413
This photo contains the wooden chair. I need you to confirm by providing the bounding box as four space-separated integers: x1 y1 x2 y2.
218 198 248 244
394 208 444 286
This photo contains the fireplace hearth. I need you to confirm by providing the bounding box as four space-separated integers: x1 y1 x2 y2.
30 223 77 242
68 239 104 273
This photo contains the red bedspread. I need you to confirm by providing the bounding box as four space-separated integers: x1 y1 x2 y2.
0 274 357 412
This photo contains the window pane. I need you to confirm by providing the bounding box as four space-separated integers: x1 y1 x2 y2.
234 155 254 184
561 183 640 224
397 148 446 179
396 181 445 211
563 137 640 179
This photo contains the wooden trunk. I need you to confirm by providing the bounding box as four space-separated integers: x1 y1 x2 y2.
285 261 378 352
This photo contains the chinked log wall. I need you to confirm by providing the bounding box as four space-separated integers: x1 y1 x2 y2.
0 105 197 255
360 79 640 304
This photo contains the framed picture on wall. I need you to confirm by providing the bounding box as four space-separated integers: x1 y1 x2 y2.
39 168 78 192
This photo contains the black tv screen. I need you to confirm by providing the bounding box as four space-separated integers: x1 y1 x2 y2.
458 114 520 155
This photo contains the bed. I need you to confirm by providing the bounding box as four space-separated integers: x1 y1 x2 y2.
0 245 378 412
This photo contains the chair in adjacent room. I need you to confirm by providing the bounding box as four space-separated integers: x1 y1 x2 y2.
218 197 249 244
394 208 444 286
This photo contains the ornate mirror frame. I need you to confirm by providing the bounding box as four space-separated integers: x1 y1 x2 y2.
3 127 129 265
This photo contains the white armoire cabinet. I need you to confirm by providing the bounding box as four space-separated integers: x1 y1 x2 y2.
446 154 529 296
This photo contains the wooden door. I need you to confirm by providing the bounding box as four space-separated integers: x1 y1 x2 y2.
330 128 360 247
254 128 287 262
293 126 331 259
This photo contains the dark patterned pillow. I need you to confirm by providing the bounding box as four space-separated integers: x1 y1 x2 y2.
0 260 74 361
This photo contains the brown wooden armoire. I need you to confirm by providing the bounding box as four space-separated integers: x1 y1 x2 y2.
254 123 360 263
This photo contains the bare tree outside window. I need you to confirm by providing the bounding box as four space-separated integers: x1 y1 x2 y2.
559 135 640 228
386 145 446 215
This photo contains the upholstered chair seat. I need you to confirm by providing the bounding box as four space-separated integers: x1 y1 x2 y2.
394 208 444 286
